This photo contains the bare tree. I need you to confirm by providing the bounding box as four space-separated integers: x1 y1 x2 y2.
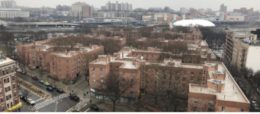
102 72 136 111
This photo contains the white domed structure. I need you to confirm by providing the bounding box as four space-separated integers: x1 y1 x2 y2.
173 19 215 27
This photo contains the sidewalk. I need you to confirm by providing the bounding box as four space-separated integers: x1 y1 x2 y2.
17 77 50 99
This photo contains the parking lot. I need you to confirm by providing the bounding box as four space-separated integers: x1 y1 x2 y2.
19 87 42 112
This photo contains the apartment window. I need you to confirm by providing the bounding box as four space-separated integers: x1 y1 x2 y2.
5 94 12 100
4 78 9 83
5 86 11 92
12 85 16 89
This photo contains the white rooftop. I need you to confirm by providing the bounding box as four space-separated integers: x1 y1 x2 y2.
173 19 215 27
0 57 15 66
190 63 249 103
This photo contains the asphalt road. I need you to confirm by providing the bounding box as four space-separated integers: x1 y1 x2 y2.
17 72 60 97
19 86 42 112
19 87 41 101
38 97 78 112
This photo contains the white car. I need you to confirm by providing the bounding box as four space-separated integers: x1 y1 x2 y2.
27 98 36 105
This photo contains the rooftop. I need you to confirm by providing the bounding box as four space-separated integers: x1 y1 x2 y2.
51 45 100 58
189 63 249 104
173 19 215 27
0 57 15 66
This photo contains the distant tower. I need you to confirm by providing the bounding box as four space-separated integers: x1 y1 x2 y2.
219 4 227 13
0 0 16 8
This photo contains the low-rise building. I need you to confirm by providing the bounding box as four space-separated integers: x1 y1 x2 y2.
0 8 29 19
16 40 104 81
188 62 250 112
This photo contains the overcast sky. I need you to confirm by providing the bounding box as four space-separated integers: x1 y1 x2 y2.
15 0 260 11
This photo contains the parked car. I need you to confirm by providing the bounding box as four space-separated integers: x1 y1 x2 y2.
251 100 260 111
20 95 36 105
31 76 39 81
56 88 65 93
89 104 100 112
39 80 45 85
43 81 50 86
257 88 260 95
46 86 54 92
69 93 80 102
27 98 36 105
20 95 27 102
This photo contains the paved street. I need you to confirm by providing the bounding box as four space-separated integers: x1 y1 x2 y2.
37 97 78 112
17 72 60 97
19 85 43 112
17 66 90 112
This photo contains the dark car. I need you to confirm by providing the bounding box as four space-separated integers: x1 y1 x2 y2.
56 88 65 93
69 93 80 102
46 86 54 92
39 80 45 85
20 95 27 102
31 76 39 81
20 96 36 105
257 88 260 95
90 104 100 112
251 100 260 111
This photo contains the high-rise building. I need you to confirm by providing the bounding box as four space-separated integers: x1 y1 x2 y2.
102 1 132 11
0 55 21 112
0 0 16 8
98 1 132 18
71 2 92 19
0 0 29 19
219 4 227 13
224 30 260 72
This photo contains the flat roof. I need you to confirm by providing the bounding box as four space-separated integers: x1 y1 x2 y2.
189 63 249 104
0 57 15 66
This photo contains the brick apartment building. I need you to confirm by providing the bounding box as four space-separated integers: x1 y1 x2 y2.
129 39 216 64
0 56 21 112
89 46 213 100
16 40 104 81
89 49 142 101
188 62 250 112
89 47 249 112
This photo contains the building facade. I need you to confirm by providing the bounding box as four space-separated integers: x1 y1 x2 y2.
89 47 211 100
0 0 16 8
16 40 104 81
0 0 29 19
224 30 260 72
71 2 92 19
0 56 21 112
0 8 29 19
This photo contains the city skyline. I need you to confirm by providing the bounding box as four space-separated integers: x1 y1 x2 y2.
13 0 260 11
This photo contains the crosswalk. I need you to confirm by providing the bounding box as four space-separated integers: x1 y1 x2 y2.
34 94 68 110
